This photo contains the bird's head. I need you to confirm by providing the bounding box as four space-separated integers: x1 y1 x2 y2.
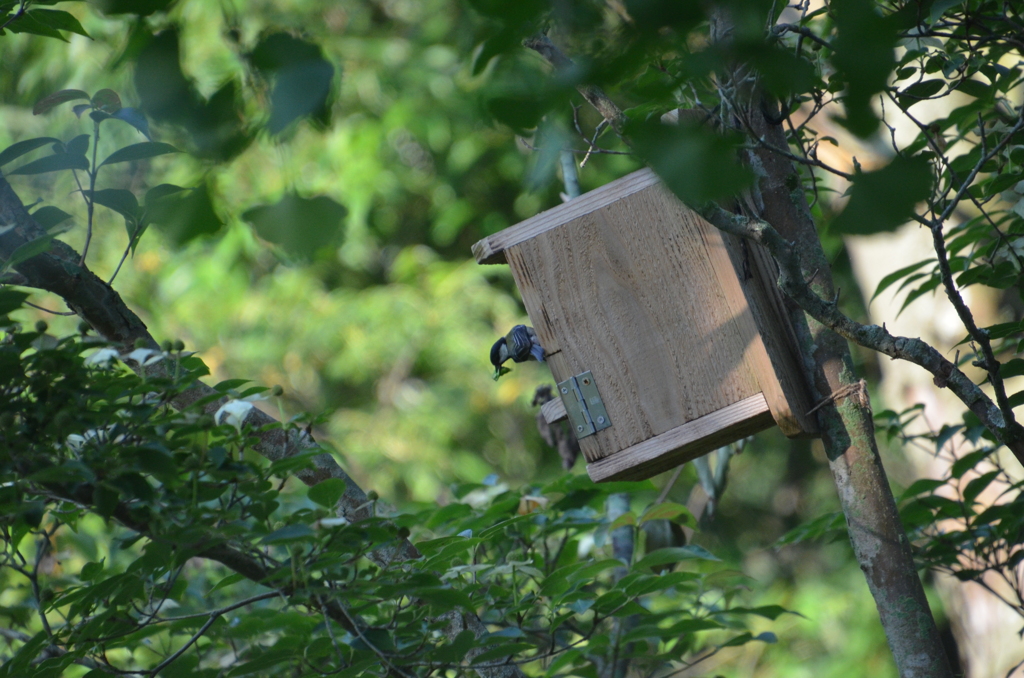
490 336 510 379
490 336 508 367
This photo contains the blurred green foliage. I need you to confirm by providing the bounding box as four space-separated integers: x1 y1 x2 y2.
13 0 1024 674
0 301 785 675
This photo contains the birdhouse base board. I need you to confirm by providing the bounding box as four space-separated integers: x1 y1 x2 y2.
586 394 774 482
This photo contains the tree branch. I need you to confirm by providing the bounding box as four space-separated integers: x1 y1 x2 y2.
522 35 627 135
700 203 1024 466
0 174 528 678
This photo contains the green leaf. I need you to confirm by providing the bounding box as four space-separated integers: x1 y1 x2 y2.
982 172 1022 198
242 193 347 262
7 152 89 175
214 378 251 392
1 235 53 272
871 259 933 301
33 90 90 115
633 546 720 571
610 511 636 530
1000 359 1024 379
640 501 693 525
308 478 347 508
831 0 897 136
470 642 536 665
0 289 29 315
962 471 1000 505
146 182 223 246
774 511 846 546
110 107 152 140
249 32 336 134
260 524 315 544
99 141 179 167
65 134 90 157
928 0 964 22
956 79 993 100
718 605 801 620
935 424 963 454
30 205 73 231
832 156 933 235
0 137 61 167
951 449 992 478
80 560 105 581
899 478 946 500
91 88 122 113
897 276 940 316
897 79 944 108
983 320 1024 341
29 9 90 38
628 118 755 205
432 629 478 664
666 618 723 634
209 572 245 594
90 189 140 221
7 11 67 41
145 183 187 205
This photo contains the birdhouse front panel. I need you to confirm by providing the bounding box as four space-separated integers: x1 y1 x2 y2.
474 169 817 482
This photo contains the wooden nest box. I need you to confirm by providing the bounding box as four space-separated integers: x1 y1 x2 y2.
473 169 819 482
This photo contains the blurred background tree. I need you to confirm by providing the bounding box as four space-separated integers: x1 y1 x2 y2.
3 0 1023 675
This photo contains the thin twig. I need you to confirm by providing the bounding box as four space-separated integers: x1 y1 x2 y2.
146 614 219 676
655 466 684 505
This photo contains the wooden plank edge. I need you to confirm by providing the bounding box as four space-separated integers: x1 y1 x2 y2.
745 243 819 436
470 168 660 265
586 394 774 482
541 397 567 424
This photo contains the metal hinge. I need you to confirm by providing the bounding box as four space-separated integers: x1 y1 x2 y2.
557 371 612 439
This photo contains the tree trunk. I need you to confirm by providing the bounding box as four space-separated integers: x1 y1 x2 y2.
741 112 954 677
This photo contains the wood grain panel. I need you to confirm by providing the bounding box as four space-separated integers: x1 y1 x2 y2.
509 181 763 462
541 397 567 424
472 170 661 265
718 234 819 436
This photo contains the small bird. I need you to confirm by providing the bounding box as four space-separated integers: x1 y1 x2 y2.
490 325 545 380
